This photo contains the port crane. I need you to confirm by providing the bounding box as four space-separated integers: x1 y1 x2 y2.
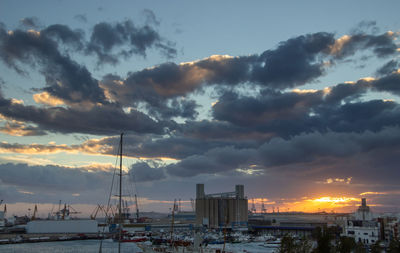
31 204 38 220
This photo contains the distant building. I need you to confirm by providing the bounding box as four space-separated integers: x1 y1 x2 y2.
378 216 400 244
0 211 5 228
195 184 248 228
355 198 373 221
248 212 341 237
342 198 380 245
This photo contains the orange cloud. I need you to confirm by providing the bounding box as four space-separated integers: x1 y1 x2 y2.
323 177 352 185
329 35 351 55
33 91 64 106
0 142 76 154
0 121 44 136
360 191 400 196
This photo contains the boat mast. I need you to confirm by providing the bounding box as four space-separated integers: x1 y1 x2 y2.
118 133 123 252
135 194 140 221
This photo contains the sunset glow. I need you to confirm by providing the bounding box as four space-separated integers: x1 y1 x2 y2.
0 1 399 215
249 196 361 213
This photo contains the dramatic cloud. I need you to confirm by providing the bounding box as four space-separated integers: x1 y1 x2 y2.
163 127 400 179
129 162 166 182
0 93 167 135
211 74 400 138
87 20 177 65
0 120 46 136
102 31 398 118
1 21 400 213
375 60 399 76
330 31 399 59
0 25 105 105
253 32 335 87
0 163 110 192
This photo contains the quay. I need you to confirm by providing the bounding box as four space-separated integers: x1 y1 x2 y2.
0 232 107 245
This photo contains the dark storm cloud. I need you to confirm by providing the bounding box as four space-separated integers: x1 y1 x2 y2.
0 25 106 105
324 80 370 103
0 94 167 135
41 24 84 50
211 73 400 138
331 32 398 59
19 17 40 28
350 21 379 34
212 89 323 128
107 54 254 100
101 72 202 120
164 127 400 178
0 120 46 136
0 163 110 192
180 120 272 142
129 162 166 182
103 32 335 105
104 31 398 111
166 146 258 177
315 99 400 133
376 60 399 76
146 98 199 120
252 32 336 88
80 133 258 160
369 72 400 96
87 20 177 65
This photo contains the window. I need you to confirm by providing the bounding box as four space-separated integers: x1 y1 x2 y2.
364 232 368 235
348 231 355 235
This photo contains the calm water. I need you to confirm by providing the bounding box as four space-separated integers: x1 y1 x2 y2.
0 240 276 253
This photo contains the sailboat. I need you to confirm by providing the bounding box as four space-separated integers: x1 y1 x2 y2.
103 134 222 253
106 134 148 245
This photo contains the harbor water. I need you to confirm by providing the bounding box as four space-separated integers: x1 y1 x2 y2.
0 240 277 253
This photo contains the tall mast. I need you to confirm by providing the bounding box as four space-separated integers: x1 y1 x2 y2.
118 133 123 252
135 194 140 221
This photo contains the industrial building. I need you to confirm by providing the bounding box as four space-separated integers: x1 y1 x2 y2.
195 184 248 228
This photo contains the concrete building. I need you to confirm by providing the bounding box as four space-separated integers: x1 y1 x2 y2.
195 184 248 228
342 198 380 245
355 198 373 221
378 216 400 244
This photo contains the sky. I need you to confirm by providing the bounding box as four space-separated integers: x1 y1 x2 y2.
0 0 400 217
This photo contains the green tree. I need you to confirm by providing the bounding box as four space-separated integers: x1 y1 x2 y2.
296 237 312 253
387 239 400 253
370 240 384 253
336 236 356 253
354 241 367 253
279 234 297 253
279 234 312 253
312 227 334 253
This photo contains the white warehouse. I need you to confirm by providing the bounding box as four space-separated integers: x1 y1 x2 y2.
26 220 98 234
